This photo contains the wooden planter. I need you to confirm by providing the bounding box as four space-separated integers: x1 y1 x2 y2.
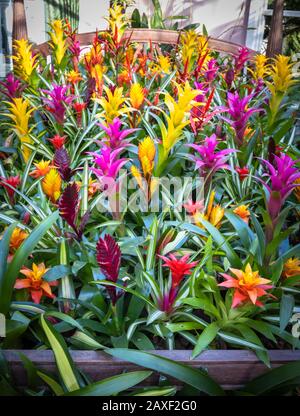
3 349 300 391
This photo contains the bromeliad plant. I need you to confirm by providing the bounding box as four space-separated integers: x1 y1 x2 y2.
0 1 300 391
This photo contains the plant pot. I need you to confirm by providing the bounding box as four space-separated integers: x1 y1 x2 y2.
4 349 300 390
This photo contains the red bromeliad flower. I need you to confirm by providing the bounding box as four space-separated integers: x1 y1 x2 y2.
14 263 58 304
0 175 21 205
54 147 74 181
236 166 249 181
58 183 89 241
48 134 66 149
73 101 87 126
96 234 122 305
218 263 273 308
158 254 198 313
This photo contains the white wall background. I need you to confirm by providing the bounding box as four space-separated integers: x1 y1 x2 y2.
24 0 110 44
129 0 250 44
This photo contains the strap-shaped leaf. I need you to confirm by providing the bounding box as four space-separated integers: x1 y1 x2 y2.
106 348 224 396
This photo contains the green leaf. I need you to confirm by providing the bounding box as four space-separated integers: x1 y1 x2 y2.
192 322 220 358
131 332 155 350
40 314 80 392
183 298 221 319
225 211 254 249
106 348 224 395
0 211 59 315
90 280 155 308
43 265 71 282
146 216 158 271
0 223 17 296
133 386 176 396
65 371 152 396
280 294 295 333
166 322 204 332
245 361 300 395
70 330 105 350
37 370 64 396
196 217 242 268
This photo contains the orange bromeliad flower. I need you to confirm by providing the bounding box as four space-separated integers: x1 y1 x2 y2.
8 227 28 253
233 205 250 224
130 83 144 110
76 178 99 199
67 70 83 84
30 160 53 178
42 168 62 203
282 258 300 279
219 263 273 308
15 263 58 304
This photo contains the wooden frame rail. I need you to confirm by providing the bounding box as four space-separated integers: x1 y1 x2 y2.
33 28 256 57
4 349 300 390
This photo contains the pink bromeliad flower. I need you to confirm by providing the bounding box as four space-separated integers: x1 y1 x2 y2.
97 118 137 150
0 73 23 100
204 59 218 83
259 153 300 221
234 47 250 73
89 146 127 181
222 92 259 146
41 84 74 124
187 134 237 176
158 254 198 313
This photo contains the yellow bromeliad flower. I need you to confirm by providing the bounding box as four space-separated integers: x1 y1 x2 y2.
267 55 296 121
282 258 300 279
150 55 171 75
233 205 250 224
293 178 300 202
138 136 156 178
130 83 144 110
165 81 200 127
106 3 129 44
49 19 67 65
42 169 61 203
161 82 200 154
194 190 224 229
131 165 143 189
95 86 127 123
250 54 270 80
5 98 34 162
180 31 209 72
12 39 38 82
